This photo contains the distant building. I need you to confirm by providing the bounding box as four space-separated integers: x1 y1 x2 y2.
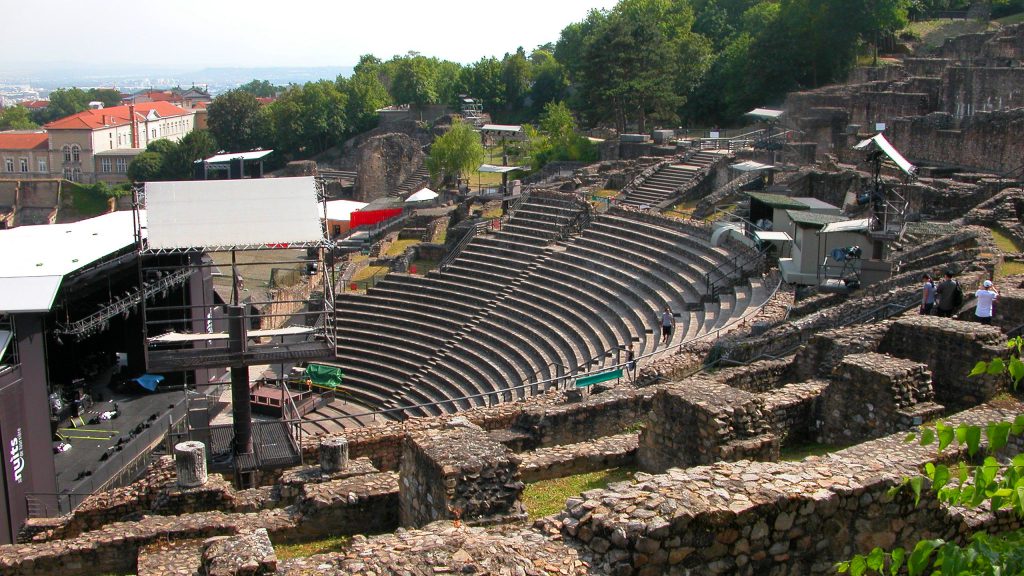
43 102 195 184
0 132 50 179
123 87 211 111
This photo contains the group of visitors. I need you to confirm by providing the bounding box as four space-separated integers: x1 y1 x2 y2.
921 272 999 324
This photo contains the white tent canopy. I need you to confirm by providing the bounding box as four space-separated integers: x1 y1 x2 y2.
405 188 439 203
144 177 323 250
819 218 872 234
322 199 368 221
731 160 776 172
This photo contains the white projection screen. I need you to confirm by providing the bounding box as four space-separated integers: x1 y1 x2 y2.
145 177 323 249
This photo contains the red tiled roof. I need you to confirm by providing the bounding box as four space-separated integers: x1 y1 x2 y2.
21 100 49 109
44 102 191 130
0 132 48 150
256 97 277 105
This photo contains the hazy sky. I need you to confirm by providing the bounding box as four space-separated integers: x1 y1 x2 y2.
2 0 618 73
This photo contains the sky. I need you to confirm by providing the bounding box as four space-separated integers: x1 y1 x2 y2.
1 0 618 75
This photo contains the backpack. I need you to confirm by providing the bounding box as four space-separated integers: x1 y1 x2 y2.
952 281 964 309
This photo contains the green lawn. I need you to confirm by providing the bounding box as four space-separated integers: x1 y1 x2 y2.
989 227 1023 253
522 467 636 520
998 260 1024 279
385 238 420 257
902 18 996 50
273 534 350 560
997 12 1024 25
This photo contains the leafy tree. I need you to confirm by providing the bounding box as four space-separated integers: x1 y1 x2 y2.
164 130 218 180
268 80 348 158
838 337 1024 576
206 89 270 153
237 79 282 98
529 50 568 117
530 101 597 170
345 56 392 134
390 54 438 107
460 57 505 113
87 88 123 109
126 151 164 183
501 47 533 119
426 119 484 186
0 105 38 130
35 88 91 124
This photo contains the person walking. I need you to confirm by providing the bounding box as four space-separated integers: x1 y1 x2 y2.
974 280 998 325
660 307 676 346
920 274 936 315
934 272 959 317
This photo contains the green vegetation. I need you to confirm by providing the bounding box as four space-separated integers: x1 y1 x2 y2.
66 183 114 218
385 239 420 257
522 467 636 520
988 227 1024 253
410 259 440 275
998 260 1024 278
0 105 37 130
997 11 1024 24
901 18 995 50
351 265 389 283
426 119 485 186
126 131 218 183
662 197 699 219
28 87 122 125
273 534 351 560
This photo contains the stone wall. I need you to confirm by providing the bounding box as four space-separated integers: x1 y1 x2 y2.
715 359 794 393
549 401 1024 576
818 353 939 445
761 381 829 445
519 433 639 483
637 378 777 473
879 316 1005 406
399 427 525 528
887 109 1024 174
353 133 425 202
792 323 891 380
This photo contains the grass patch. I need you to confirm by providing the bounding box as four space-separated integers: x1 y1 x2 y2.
989 227 1023 253
663 198 700 219
351 265 388 283
902 18 996 50
998 260 1024 279
780 442 847 461
385 238 420 257
522 467 636 520
705 203 737 222
273 534 350 560
593 189 620 198
997 12 1024 25
480 200 504 220
410 259 439 275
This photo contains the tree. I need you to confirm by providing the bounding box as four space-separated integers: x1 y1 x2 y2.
460 57 505 114
345 54 391 133
87 88 123 109
126 151 164 183
237 79 282 98
390 54 438 107
838 337 1024 575
268 80 348 158
35 88 91 124
206 89 269 153
0 105 37 130
426 119 484 186
501 48 533 119
530 101 597 170
164 130 218 180
529 50 568 117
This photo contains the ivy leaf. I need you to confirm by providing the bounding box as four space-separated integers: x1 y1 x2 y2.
907 539 942 576
1012 414 1024 436
889 547 906 576
932 465 950 492
988 422 1012 452
987 357 1005 376
866 547 885 571
910 476 924 507
1008 356 1024 388
969 360 989 377
937 422 955 452
849 554 867 576
965 426 982 457
956 424 969 446
919 427 935 446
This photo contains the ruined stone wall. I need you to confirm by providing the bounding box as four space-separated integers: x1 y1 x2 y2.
941 66 1024 117
512 385 655 449
792 323 891 380
761 381 829 445
637 379 777 473
353 133 425 202
879 316 1005 406
887 109 1024 174
549 401 1024 576
818 353 938 445
715 359 794 393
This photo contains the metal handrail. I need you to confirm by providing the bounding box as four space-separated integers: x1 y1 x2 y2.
438 225 479 271
706 246 768 301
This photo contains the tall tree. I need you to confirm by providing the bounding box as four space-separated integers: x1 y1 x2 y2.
237 79 282 98
345 55 391 134
460 57 505 113
501 47 532 119
164 130 219 179
390 54 438 107
426 119 484 186
206 89 269 153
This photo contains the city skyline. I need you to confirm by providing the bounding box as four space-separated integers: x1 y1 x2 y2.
1 0 616 79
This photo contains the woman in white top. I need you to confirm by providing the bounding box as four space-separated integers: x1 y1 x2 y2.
975 280 998 325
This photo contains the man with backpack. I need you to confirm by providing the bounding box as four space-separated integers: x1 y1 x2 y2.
935 271 963 318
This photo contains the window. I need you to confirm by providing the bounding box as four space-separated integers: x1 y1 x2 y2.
101 158 111 173
19 159 28 173
63 145 71 162
38 159 47 173
63 168 72 180
116 158 127 173
4 159 12 172
151 129 156 139
71 168 80 182
72 145 80 163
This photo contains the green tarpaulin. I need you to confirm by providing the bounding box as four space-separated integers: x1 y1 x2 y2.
303 363 343 390
575 369 623 388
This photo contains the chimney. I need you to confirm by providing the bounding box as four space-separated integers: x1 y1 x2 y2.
129 104 139 148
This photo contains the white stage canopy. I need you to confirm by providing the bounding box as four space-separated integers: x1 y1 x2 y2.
853 133 916 177
405 188 439 202
477 164 526 174
200 150 274 163
819 218 873 234
145 177 323 250
0 211 141 313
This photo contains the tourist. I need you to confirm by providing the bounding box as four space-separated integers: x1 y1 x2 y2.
660 307 676 346
934 272 959 317
974 280 998 325
920 274 936 315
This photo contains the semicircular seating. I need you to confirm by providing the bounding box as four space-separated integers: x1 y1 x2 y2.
321 189 772 425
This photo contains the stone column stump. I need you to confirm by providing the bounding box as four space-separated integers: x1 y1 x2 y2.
174 441 208 488
320 437 349 473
